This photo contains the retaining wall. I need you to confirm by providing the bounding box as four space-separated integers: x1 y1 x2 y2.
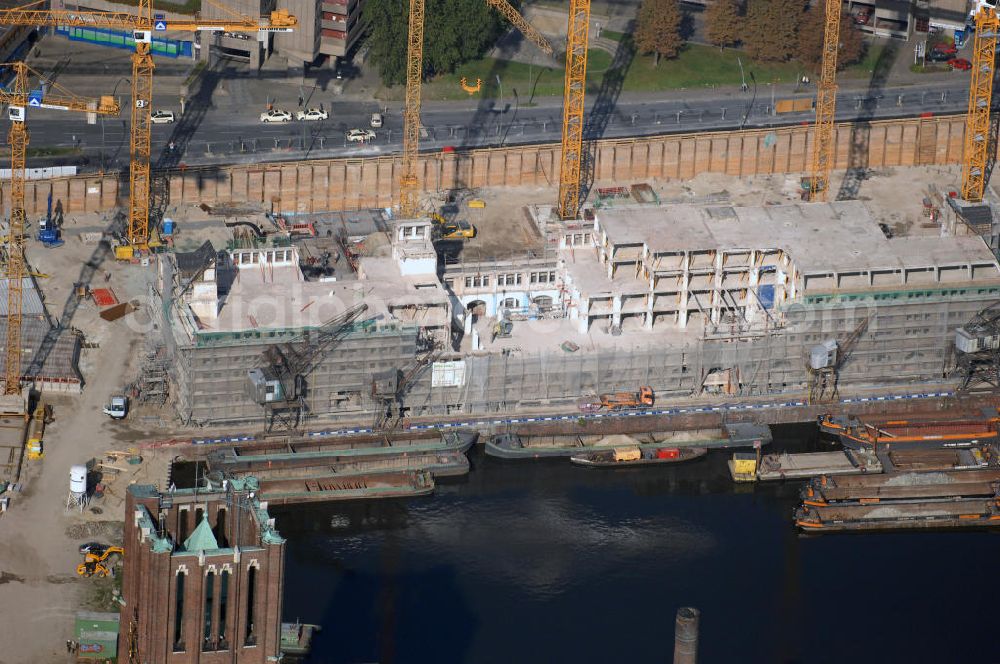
1 114 967 217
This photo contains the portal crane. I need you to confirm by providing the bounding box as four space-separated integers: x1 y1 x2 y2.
399 0 553 217
2 62 120 396
961 1 1000 202
372 348 441 430
248 303 369 430
0 0 297 253
807 314 871 403
952 300 1000 390
806 0 842 202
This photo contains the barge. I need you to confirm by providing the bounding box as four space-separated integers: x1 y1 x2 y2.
257 470 434 505
487 423 770 459
818 413 1000 451
795 498 1000 532
206 430 477 468
224 450 470 480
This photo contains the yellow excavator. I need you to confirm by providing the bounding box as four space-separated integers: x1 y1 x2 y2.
76 546 124 578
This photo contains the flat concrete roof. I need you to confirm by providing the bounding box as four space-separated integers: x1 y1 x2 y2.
563 251 648 297
595 201 1000 276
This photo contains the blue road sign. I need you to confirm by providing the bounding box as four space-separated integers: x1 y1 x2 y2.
154 20 167 31
28 90 42 107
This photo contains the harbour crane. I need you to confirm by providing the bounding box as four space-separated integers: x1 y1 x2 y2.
806 0 842 202
247 303 369 431
2 62 120 396
807 314 871 403
371 347 441 430
0 0 297 255
961 1 1000 203
399 0 553 217
952 300 1000 390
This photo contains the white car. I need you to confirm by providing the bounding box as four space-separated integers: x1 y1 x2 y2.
370 112 383 128
150 110 175 124
260 109 293 123
296 108 328 121
103 395 128 419
346 128 376 143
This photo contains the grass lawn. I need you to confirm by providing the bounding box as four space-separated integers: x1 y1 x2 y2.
376 40 898 102
601 29 626 43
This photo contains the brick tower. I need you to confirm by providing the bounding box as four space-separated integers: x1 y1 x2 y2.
120 477 285 663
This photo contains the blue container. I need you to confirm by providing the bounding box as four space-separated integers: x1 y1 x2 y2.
758 285 775 310
163 219 175 235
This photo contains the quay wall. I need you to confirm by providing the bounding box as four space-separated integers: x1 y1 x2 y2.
0 114 966 216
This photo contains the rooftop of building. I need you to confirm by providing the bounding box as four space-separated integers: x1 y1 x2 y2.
594 201 1000 276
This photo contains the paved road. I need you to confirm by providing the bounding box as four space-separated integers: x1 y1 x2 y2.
21 79 971 172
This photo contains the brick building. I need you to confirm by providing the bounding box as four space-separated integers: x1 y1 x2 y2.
121 478 286 663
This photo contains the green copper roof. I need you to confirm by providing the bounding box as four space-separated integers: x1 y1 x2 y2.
183 514 219 553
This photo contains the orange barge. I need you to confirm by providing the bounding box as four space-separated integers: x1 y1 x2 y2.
818 413 1000 451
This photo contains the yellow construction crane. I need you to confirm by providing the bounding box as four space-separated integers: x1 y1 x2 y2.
806 0 842 202
398 0 553 217
962 2 1000 203
1 62 120 396
557 0 590 219
0 0 297 254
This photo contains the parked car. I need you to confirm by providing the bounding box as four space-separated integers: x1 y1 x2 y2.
370 112 383 128
260 109 293 123
949 58 972 71
103 395 128 419
927 50 953 63
150 110 175 124
932 43 958 55
296 108 328 121
346 128 376 143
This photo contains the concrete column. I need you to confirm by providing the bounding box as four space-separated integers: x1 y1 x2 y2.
673 606 700 664
612 294 622 329
577 296 590 334
198 32 211 62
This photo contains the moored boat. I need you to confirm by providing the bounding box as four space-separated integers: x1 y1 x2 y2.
257 469 435 505
570 445 708 467
818 413 1000 451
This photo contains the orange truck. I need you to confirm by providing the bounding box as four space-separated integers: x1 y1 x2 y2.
599 386 654 410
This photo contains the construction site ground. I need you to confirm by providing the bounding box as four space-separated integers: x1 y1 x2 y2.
0 160 985 663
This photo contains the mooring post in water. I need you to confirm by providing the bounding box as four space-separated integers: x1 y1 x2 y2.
673 606 700 664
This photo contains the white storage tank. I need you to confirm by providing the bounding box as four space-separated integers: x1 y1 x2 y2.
69 465 87 494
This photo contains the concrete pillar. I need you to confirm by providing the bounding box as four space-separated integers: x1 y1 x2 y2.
673 607 700 664
198 32 211 62
612 295 622 329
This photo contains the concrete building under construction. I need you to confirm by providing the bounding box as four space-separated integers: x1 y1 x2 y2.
150 198 1000 427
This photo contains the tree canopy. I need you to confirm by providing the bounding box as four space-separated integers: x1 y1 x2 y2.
363 0 506 86
743 0 805 62
705 0 743 50
634 0 684 66
795 6 864 71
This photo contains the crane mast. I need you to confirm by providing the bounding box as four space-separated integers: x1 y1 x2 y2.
557 0 590 220
1 62 120 395
807 0 841 202
962 4 999 202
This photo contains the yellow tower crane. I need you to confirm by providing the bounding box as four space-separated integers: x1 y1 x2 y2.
398 0 553 218
1 62 120 396
962 2 1000 203
0 0 297 254
806 0 842 202
557 0 590 219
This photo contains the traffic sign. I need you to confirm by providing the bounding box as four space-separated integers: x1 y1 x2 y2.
154 20 167 31
28 89 42 105
28 97 41 107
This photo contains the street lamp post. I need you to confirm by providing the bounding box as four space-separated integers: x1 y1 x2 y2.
495 74 503 140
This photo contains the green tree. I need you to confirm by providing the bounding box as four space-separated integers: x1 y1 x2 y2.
364 0 506 86
795 5 865 71
743 0 805 62
706 0 743 50
634 0 684 66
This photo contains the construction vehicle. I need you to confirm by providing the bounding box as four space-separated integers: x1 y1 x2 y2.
36 217 63 248
0 1 298 253
103 395 129 419
438 221 476 240
25 402 49 460
599 386 654 410
77 546 124 578
493 318 513 339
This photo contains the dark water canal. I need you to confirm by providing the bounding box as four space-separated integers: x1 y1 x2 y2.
272 423 1000 664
